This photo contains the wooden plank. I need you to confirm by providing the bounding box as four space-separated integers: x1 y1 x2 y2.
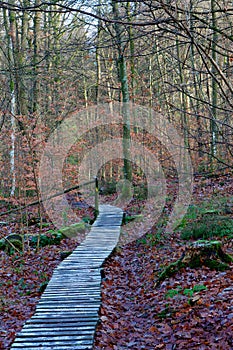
12 346 91 350
23 323 96 329
39 296 101 301
11 339 93 347
28 318 98 325
12 345 92 350
28 317 98 323
15 330 94 337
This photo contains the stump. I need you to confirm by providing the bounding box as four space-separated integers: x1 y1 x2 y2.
155 240 233 287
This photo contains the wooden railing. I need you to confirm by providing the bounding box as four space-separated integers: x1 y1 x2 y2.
0 177 99 217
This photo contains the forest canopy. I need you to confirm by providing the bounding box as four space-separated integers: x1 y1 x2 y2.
0 0 232 198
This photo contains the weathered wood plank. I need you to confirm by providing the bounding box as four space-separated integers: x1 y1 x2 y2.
12 345 92 350
11 339 93 348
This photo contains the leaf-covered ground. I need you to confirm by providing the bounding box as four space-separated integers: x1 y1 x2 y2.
0 239 79 349
0 174 233 349
93 235 233 349
0 202 94 349
93 174 233 349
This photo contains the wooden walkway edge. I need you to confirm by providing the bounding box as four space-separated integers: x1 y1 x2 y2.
11 205 123 350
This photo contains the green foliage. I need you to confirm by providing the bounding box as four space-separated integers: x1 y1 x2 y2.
183 284 207 297
82 216 93 224
165 287 182 298
0 220 89 255
100 181 117 195
30 232 64 248
180 216 233 240
165 284 207 299
157 305 174 319
204 259 230 271
137 217 167 246
36 222 52 228
133 185 147 200
123 214 143 225
0 234 23 254
139 232 164 246
66 154 79 165
176 198 233 240
0 239 6 250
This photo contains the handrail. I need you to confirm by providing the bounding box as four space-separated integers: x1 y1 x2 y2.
0 178 99 217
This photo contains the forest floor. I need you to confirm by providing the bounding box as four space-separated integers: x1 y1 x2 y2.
0 174 233 349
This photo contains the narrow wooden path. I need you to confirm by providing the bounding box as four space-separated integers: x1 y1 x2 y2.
11 205 123 350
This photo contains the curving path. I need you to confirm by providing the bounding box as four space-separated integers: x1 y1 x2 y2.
11 205 123 350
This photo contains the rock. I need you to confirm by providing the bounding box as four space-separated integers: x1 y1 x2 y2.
58 222 87 238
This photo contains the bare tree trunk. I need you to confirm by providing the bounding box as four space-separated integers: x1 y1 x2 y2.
210 0 218 160
95 0 102 104
3 6 17 196
176 35 189 149
112 0 132 186
32 0 41 113
127 1 136 102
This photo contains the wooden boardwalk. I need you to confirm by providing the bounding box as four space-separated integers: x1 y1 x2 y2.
11 205 123 350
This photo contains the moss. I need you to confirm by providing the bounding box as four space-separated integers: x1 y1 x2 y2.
156 260 186 286
0 234 23 253
57 222 86 237
6 239 23 252
205 259 229 271
0 239 6 250
180 215 233 240
188 256 202 268
123 214 143 225
155 240 233 286
221 252 233 263
46 222 87 239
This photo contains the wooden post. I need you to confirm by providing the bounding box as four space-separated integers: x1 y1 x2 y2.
94 176 99 217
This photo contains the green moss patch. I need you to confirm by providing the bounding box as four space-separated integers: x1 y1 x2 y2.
180 215 233 240
155 240 233 286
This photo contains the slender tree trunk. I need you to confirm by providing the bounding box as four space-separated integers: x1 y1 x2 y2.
210 0 218 160
3 7 17 196
95 0 102 103
112 0 132 186
32 0 41 113
188 1 203 157
127 1 136 101
176 35 189 149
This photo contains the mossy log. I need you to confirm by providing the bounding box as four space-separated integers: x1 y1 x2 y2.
155 240 233 287
0 234 23 253
0 232 65 254
57 222 87 237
